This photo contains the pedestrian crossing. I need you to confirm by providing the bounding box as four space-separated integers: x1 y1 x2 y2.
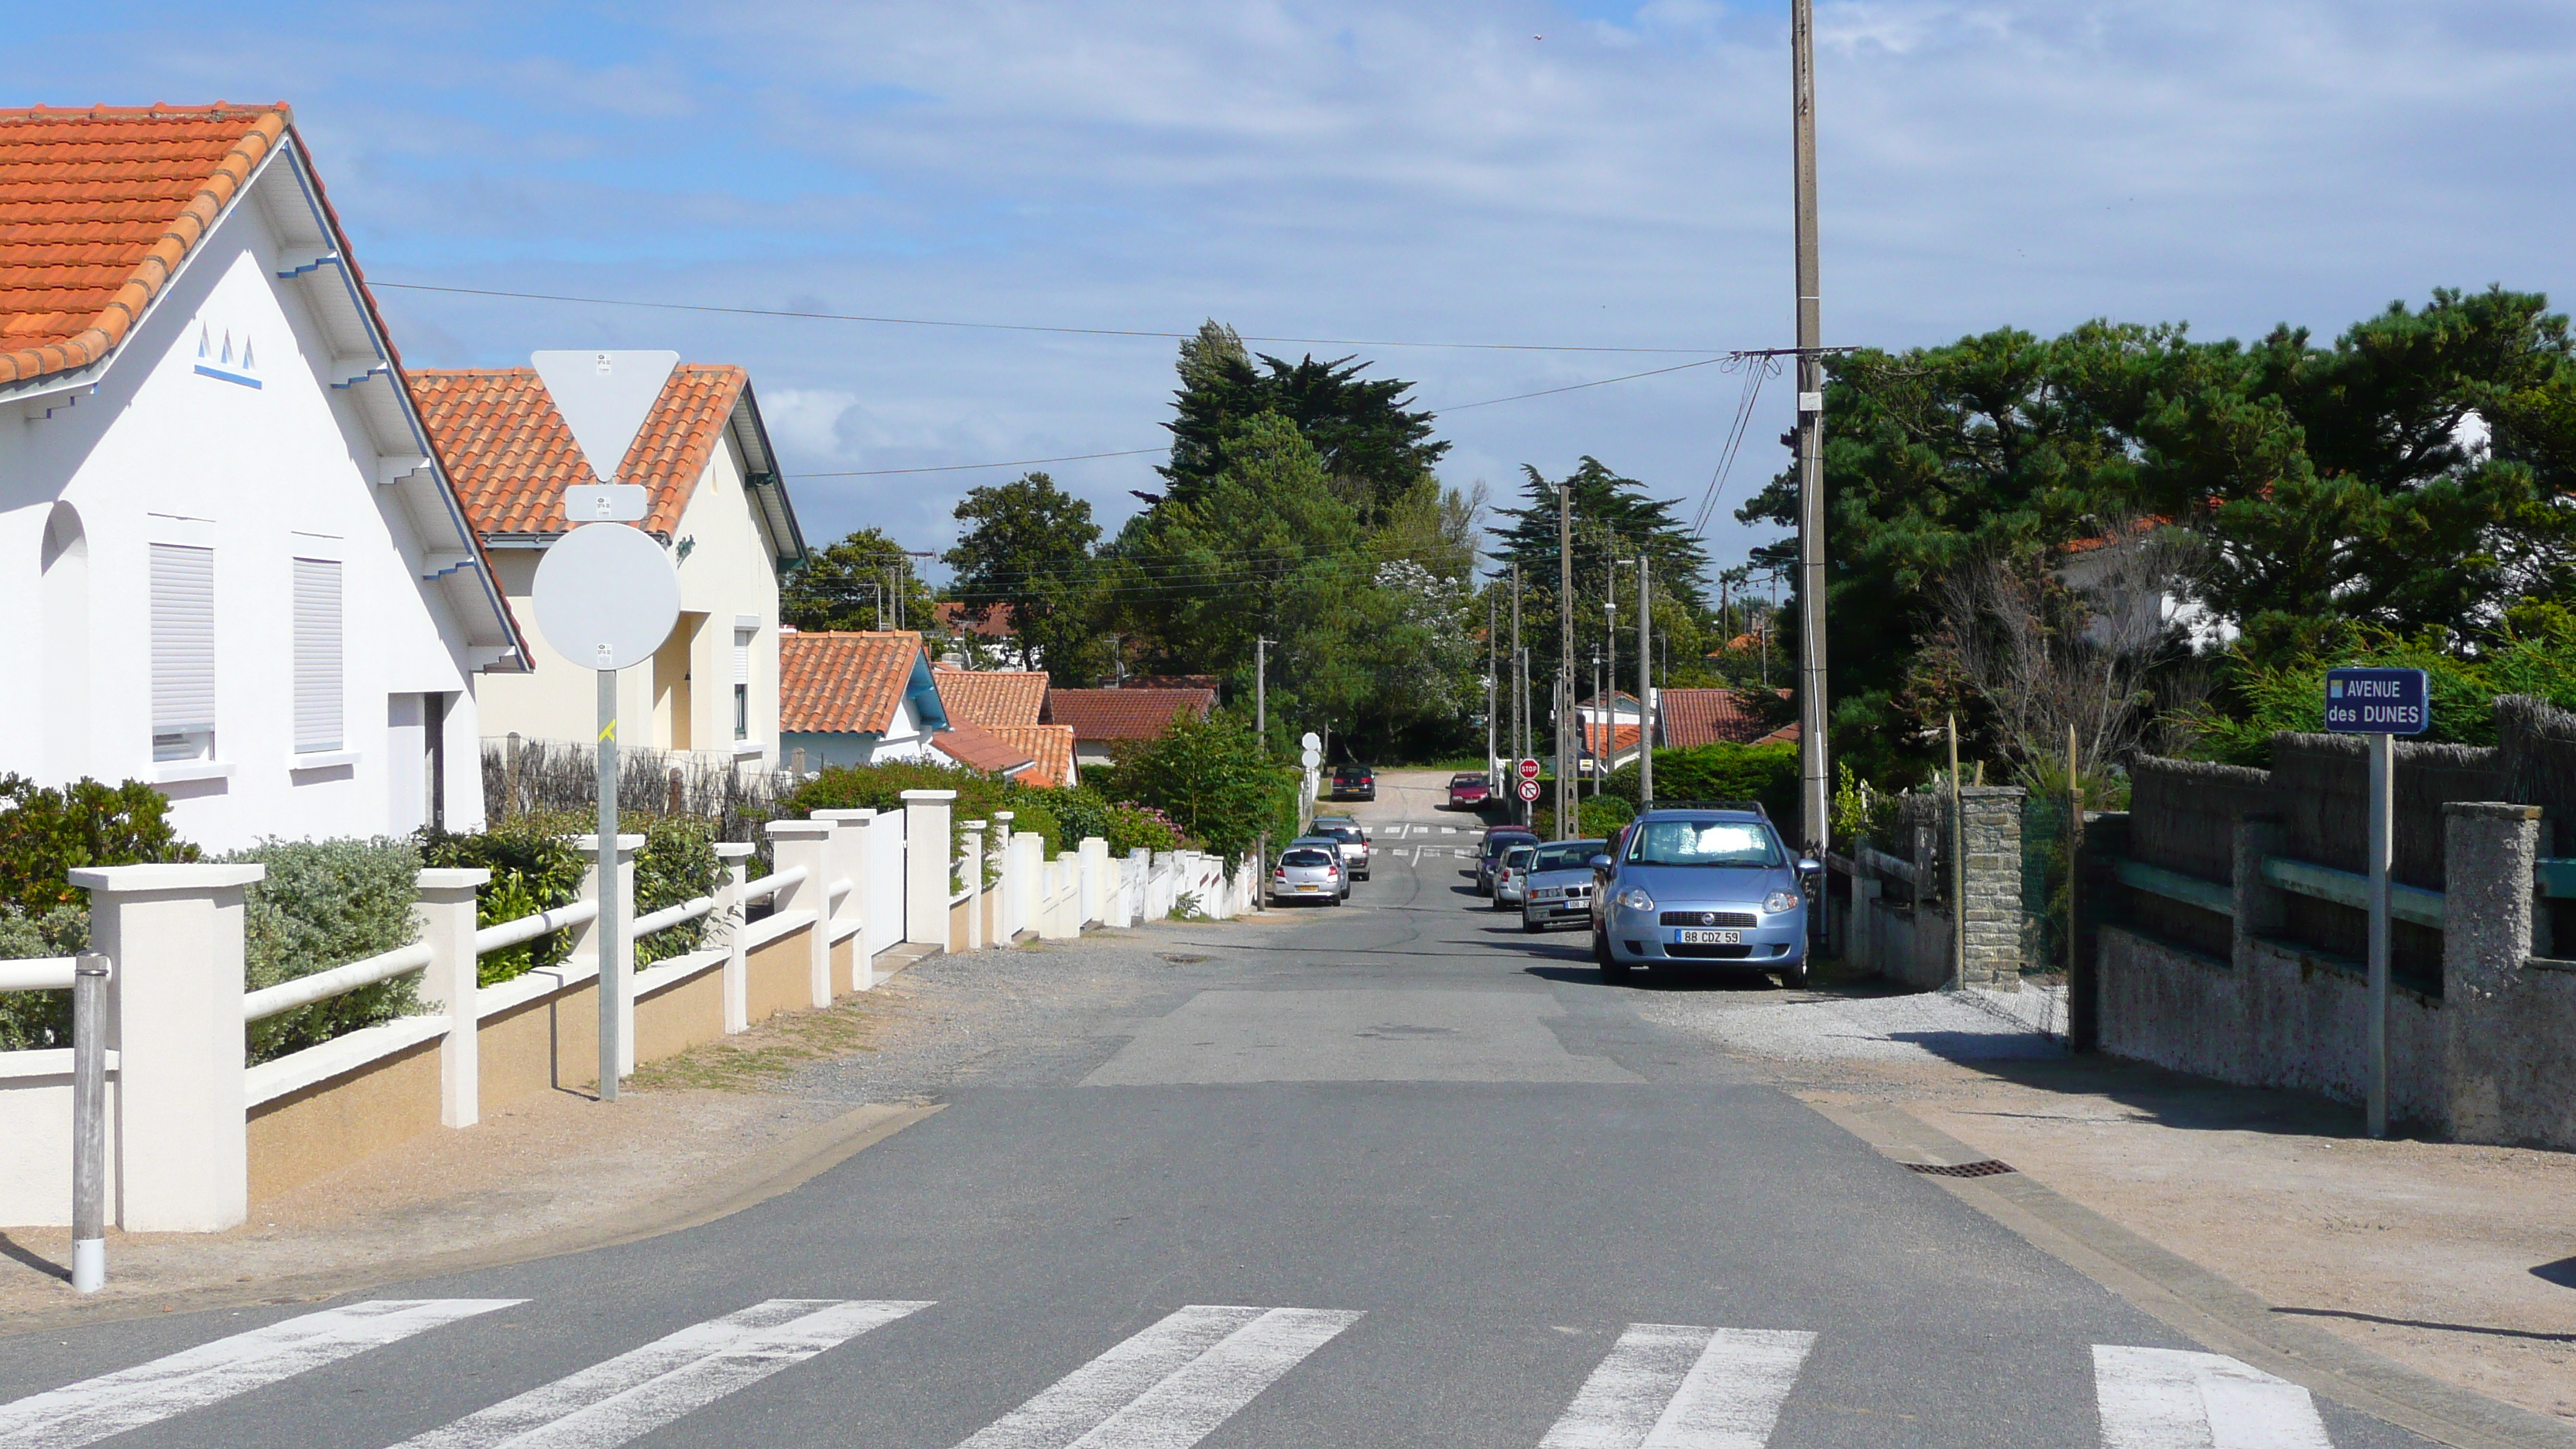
0 1300 2343 1448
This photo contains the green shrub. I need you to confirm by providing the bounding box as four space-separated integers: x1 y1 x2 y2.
421 815 587 985
1103 713 1299 864
634 815 720 966
225 838 423 1064
0 774 201 913
0 904 88 1050
1604 742 1802 825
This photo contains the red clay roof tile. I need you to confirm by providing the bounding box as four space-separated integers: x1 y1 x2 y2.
1658 687 1794 749
409 364 749 539
0 104 291 385
933 669 1048 729
987 724 1077 789
780 631 927 735
1040 687 1214 742
930 717 1039 776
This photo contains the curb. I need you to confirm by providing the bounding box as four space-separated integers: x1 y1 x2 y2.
1804 1097 2576 1449
0 1101 942 1338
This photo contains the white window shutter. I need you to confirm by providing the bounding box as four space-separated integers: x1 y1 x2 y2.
150 543 215 738
733 627 753 685
293 558 343 753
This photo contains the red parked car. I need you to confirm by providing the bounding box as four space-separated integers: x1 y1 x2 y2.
1446 772 1492 810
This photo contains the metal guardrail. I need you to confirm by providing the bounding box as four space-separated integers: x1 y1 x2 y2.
2538 858 2576 900
2260 856 2446 929
2112 859 2234 917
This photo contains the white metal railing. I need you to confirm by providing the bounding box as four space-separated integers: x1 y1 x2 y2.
245 942 433 1023
742 865 806 903
0 957 78 992
474 898 600 954
631 894 717 937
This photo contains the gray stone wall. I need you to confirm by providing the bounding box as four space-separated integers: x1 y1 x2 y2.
1958 786 2025 989
1854 785 2025 991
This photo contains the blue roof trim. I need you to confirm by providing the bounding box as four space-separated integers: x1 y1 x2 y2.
905 653 951 734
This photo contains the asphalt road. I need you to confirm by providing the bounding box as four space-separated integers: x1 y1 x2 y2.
0 772 2444 1448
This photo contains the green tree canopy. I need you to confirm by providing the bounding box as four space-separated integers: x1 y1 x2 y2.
944 471 1105 684
781 527 937 633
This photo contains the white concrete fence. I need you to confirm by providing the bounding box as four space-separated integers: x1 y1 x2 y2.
0 785 1262 1235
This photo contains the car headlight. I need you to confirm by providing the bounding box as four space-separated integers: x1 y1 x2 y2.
1618 887 1655 911
1762 889 1802 915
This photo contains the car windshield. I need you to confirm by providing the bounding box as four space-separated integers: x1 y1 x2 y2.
1485 834 1533 857
1451 774 1485 786
1321 826 1362 842
1533 841 1605 872
1625 820 1783 867
1281 849 1331 868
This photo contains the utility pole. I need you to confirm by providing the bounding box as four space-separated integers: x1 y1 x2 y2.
1558 481 1574 835
1637 558 1653 808
1588 648 1602 796
1255 637 1271 747
1792 0 1831 868
1511 564 1526 824
1605 557 1626 798
1485 595 1498 779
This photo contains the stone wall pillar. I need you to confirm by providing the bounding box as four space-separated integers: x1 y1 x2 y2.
1957 786 2026 989
2441 802 2543 1142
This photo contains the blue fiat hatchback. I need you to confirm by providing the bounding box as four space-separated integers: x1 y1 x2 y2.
1588 807 1821 987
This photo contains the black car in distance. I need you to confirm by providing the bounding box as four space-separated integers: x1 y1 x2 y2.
1331 763 1376 801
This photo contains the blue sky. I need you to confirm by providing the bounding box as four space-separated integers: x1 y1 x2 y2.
14 2 2574 581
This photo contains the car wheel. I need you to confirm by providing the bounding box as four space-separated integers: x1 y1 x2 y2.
1523 915 1543 934
1595 930 1629 978
1328 892 1344 906
1778 957 1809 989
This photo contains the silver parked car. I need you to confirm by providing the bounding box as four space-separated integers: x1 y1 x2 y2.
1288 835 1354 897
1310 817 1371 880
1519 838 1608 933
1269 844 1345 906
1492 843 1536 910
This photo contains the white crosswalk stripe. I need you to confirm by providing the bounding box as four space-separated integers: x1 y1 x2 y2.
0 1298 522 1449
1539 1324 1816 1449
953 1304 1362 1449
395 1298 927 1448
2093 1345 2334 1449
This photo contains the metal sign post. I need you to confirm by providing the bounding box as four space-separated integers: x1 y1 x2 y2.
2324 666 2428 1139
532 493 677 1105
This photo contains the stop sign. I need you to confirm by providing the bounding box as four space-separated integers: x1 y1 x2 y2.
1518 758 1541 781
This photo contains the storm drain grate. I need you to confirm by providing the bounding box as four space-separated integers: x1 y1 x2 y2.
1907 1160 2016 1178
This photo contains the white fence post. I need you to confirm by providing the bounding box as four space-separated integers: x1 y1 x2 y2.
903 790 957 948
862 809 905 962
810 808 873 992
414 867 489 1129
71 862 265 1233
1080 838 1107 924
961 821 987 951
714 841 755 1031
767 819 836 1007
573 833 644 1075
992 812 1019 940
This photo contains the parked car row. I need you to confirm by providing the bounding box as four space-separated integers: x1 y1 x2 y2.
1269 814 1373 906
1470 806 1821 986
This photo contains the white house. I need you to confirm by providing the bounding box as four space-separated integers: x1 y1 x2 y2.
778 631 955 770
411 353 808 766
0 104 526 848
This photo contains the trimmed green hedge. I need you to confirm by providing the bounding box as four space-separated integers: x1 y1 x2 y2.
228 838 423 1064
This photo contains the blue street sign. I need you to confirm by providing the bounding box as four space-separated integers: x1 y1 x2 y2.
2324 667 2430 735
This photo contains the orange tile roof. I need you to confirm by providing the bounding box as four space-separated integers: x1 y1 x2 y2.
933 667 1048 728
933 600 1016 638
780 630 928 735
1583 722 1643 759
930 716 1038 776
1658 687 1794 749
409 363 750 539
0 104 291 386
988 724 1077 789
1041 687 1214 742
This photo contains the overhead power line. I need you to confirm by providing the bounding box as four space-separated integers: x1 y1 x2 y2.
372 280 1721 354
794 356 1735 478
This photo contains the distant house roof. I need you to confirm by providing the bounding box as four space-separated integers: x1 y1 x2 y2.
1583 721 1643 761
933 600 1017 639
933 666 1048 728
1658 687 1793 749
1119 674 1220 694
930 717 1037 777
988 724 1077 789
779 631 948 735
1042 687 1215 742
409 362 806 567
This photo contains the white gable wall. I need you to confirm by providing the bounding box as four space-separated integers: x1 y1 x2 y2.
0 156 493 849
474 396 783 766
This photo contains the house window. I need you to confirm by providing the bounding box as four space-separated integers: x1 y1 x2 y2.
150 543 215 761
293 558 343 754
733 625 754 739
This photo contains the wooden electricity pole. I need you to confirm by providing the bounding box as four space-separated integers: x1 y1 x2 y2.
1558 482 1575 834
1792 0 1831 878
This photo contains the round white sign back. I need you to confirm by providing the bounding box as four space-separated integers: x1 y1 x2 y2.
532 522 680 671
1300 748 1322 769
